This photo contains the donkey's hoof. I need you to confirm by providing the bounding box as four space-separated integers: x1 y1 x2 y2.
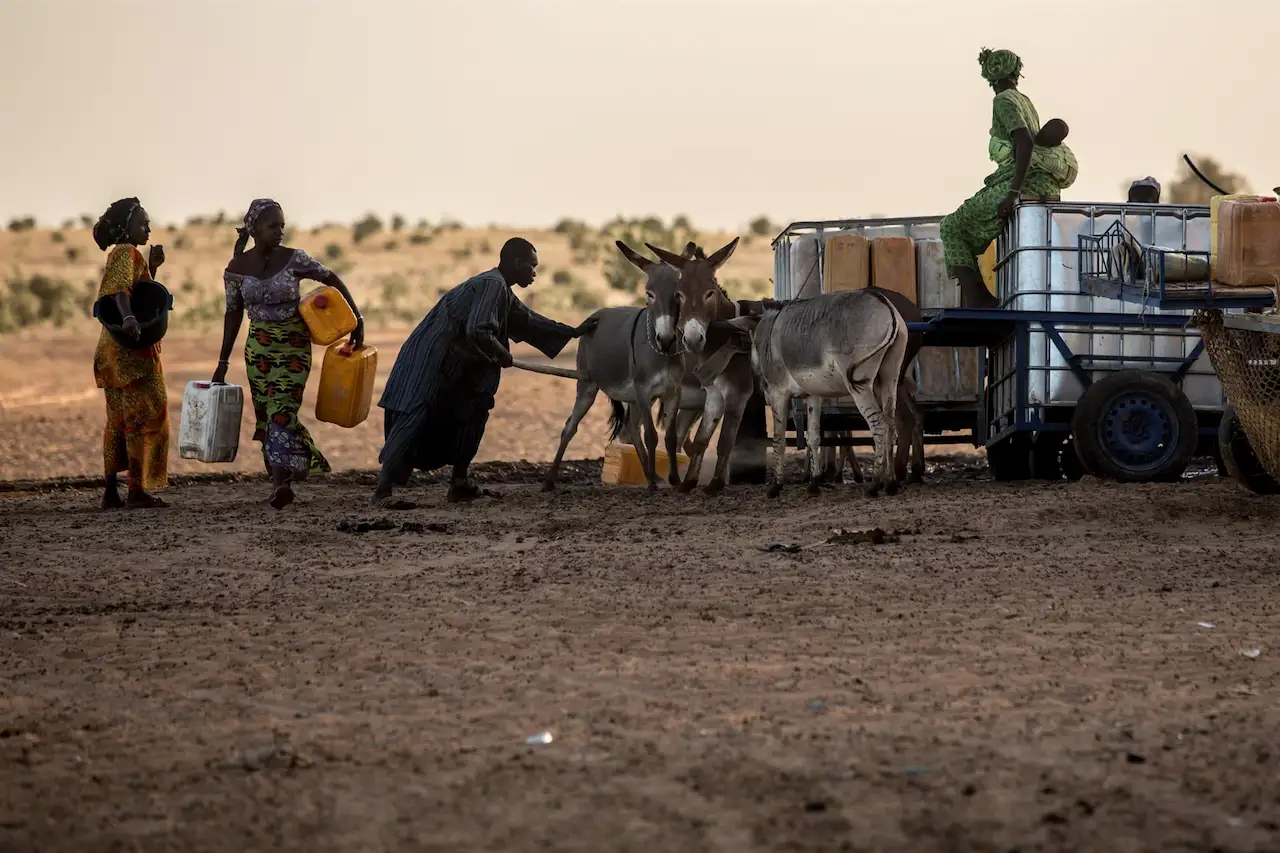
668 476 682 489
805 480 821 496
540 480 556 493
766 483 783 499
702 479 725 496
647 481 659 493
885 481 901 497
863 483 884 499
677 479 698 494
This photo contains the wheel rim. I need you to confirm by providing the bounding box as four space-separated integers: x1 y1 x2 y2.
1097 392 1179 475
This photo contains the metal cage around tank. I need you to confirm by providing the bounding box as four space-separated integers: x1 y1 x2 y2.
768 201 1275 482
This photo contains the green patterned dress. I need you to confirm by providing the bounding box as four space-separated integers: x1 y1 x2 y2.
940 88 1078 272
224 249 333 479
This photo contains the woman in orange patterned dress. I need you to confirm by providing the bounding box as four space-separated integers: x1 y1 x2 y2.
92 197 169 509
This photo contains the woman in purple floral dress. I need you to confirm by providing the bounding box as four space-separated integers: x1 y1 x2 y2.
212 199 363 508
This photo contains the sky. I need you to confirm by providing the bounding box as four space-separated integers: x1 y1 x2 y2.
1 0 1277 230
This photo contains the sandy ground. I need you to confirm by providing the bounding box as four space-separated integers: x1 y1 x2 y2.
4 333 1280 851
2 461 1279 852
0 331 623 483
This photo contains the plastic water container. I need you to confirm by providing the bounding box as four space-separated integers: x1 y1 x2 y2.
1211 194 1274 277
298 286 357 345
601 442 689 485
315 342 378 428
178 381 244 462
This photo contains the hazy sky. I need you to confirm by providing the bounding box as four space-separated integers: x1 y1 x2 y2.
2 0 1277 230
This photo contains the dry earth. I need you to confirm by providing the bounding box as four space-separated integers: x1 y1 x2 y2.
3 326 1279 852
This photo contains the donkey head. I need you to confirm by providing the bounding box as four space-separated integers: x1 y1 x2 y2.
644 237 739 354
614 240 683 355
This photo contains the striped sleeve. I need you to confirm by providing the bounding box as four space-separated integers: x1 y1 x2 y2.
464 275 510 361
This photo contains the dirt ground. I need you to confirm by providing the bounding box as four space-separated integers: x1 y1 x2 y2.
3 333 1280 852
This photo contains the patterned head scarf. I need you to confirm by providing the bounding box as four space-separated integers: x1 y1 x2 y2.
93 197 141 251
978 48 1023 85
233 198 282 256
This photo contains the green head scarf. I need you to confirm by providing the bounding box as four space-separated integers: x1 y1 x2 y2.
978 48 1022 84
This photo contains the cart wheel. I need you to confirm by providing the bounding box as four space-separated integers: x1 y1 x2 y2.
986 433 1032 481
1218 404 1280 495
1071 370 1198 483
1029 432 1064 480
1061 436 1086 481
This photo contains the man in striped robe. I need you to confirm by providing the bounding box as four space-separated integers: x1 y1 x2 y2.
373 238 597 508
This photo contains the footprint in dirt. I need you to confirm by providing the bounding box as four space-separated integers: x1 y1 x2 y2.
336 519 452 535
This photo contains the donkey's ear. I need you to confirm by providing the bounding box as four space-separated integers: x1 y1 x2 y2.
615 240 653 271
680 241 707 260
725 314 761 333
707 237 739 270
644 242 689 268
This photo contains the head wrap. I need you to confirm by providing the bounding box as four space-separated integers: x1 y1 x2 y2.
233 198 282 256
1130 176 1161 193
92 197 141 251
978 48 1022 85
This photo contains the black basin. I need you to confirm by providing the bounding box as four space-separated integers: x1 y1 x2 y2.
93 280 174 350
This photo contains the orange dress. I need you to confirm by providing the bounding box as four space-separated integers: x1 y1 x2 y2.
93 245 168 489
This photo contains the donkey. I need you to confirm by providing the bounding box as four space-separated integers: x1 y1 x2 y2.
642 238 760 495
541 241 689 492
818 287 925 487
719 290 910 498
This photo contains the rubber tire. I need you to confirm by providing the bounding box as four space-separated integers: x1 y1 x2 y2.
1029 432 1065 481
1071 370 1198 483
987 433 1032 481
1218 404 1280 495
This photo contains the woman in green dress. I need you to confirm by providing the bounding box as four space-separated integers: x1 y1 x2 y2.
940 48 1078 308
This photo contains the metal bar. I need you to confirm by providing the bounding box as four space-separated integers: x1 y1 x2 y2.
1170 339 1205 385
1014 323 1030 430
1041 321 1093 390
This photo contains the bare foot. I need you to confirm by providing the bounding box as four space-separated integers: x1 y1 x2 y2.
101 487 125 510
269 485 295 510
126 491 168 509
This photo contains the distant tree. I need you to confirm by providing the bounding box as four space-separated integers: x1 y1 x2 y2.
748 216 774 237
7 216 36 232
352 213 383 244
391 214 406 232
1166 156 1249 205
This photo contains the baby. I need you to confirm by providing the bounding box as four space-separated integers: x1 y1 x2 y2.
1035 118 1069 148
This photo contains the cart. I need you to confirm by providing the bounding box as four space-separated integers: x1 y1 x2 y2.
1074 219 1280 492
771 201 1276 483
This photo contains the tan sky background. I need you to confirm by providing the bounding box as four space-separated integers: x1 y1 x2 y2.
1 0 1276 231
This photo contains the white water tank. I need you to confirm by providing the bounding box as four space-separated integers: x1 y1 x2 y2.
178 381 244 463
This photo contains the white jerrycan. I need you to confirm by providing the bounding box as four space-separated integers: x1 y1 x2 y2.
178 381 244 463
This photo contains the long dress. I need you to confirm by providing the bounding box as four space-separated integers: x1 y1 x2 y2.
940 88 1079 272
93 244 169 489
377 268 577 481
223 249 334 479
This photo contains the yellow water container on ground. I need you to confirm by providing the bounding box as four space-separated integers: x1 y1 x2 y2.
977 241 998 295
315 342 378 427
822 234 870 292
1211 194 1269 276
601 442 690 485
299 286 358 345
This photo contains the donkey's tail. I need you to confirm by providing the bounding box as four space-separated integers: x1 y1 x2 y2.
607 399 629 443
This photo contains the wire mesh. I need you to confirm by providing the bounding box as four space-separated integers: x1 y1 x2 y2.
1196 309 1280 479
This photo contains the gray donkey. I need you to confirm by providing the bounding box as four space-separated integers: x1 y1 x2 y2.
719 290 910 498
541 241 692 492
643 238 761 495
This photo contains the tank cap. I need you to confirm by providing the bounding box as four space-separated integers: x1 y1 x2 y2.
313 293 329 309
